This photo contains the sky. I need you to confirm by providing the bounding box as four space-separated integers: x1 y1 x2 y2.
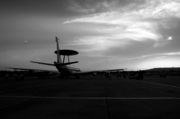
1 0 180 71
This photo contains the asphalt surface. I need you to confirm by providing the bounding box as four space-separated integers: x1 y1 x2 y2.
0 75 180 119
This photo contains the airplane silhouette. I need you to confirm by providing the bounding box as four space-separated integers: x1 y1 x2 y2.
8 37 124 78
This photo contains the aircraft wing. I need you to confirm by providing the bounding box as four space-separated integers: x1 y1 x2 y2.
73 68 125 74
6 67 59 73
30 61 79 66
93 68 125 72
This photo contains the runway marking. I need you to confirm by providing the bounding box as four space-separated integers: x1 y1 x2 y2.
141 81 180 89
0 95 180 100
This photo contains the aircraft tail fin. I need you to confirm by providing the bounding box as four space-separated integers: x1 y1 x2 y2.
30 37 79 67
55 37 62 64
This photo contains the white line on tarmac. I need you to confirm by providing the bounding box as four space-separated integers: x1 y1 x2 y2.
141 81 180 88
0 95 180 99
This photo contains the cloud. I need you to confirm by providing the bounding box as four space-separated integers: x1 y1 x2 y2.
64 0 180 49
64 35 132 55
86 51 180 65
67 0 129 14
126 51 180 61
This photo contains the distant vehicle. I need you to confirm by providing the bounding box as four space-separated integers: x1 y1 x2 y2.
8 37 124 78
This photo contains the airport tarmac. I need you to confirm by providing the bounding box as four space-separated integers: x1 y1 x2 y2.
0 76 180 119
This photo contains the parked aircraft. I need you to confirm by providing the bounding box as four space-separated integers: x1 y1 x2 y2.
8 37 124 78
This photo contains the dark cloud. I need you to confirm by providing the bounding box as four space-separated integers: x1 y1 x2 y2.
0 0 143 17
0 0 82 17
67 0 143 14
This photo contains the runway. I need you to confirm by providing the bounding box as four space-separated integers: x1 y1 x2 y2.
1 95 180 99
0 75 180 119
